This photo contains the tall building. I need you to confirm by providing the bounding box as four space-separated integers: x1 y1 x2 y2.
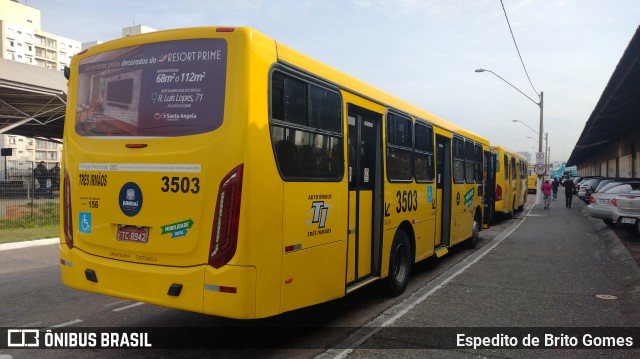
0 0 81 71
122 24 156 37
0 0 72 169
0 1 156 173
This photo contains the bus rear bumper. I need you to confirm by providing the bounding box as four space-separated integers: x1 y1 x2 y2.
60 245 257 319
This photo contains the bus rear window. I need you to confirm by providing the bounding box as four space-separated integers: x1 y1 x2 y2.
75 39 227 137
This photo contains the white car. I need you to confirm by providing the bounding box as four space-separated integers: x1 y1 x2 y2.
611 190 640 234
578 177 606 202
587 183 640 226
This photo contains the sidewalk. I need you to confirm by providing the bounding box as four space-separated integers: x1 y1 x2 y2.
346 191 640 358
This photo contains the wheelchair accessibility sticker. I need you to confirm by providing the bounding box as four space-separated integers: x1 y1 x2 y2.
79 212 92 233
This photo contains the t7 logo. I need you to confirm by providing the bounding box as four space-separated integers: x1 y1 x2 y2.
306 201 332 228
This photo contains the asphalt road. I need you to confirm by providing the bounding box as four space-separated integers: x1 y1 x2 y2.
2 193 638 358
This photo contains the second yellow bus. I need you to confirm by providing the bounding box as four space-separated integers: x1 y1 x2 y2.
491 146 528 221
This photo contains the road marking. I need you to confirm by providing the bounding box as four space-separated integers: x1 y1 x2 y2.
20 322 43 327
50 319 83 328
316 205 534 359
112 302 145 312
104 300 129 307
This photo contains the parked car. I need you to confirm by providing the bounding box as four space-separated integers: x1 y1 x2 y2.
587 182 640 226
578 177 605 201
572 177 585 195
611 190 640 234
596 181 626 194
594 178 616 193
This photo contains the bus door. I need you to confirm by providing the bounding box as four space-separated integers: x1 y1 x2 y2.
483 150 496 228
510 157 517 212
435 135 452 248
503 154 510 214
346 105 383 288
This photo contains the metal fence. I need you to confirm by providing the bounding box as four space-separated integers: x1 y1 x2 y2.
0 161 60 229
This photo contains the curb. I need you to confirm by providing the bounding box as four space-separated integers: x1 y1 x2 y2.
0 237 59 251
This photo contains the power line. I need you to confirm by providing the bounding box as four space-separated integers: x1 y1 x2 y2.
500 0 540 98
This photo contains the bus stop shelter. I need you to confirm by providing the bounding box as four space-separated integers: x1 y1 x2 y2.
0 58 67 140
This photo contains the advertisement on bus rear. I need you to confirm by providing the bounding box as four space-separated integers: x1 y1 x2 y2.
75 39 227 137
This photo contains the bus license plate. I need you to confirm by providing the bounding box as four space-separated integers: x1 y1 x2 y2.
116 225 149 243
621 217 636 225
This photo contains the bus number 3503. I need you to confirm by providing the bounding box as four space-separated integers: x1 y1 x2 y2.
161 176 201 194
396 190 418 213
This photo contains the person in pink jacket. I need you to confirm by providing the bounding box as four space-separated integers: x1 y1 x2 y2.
541 179 553 210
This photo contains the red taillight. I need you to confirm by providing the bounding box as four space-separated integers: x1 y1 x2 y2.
495 184 503 201
63 169 73 248
208 164 243 268
612 198 617 207
590 195 595 204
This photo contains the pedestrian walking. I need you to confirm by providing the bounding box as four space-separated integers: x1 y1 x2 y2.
562 178 576 208
552 177 559 201
33 161 48 199
542 179 553 210
48 162 60 198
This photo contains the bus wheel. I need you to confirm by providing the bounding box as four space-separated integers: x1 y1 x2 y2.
505 197 515 219
505 207 513 219
385 230 412 297
465 212 481 249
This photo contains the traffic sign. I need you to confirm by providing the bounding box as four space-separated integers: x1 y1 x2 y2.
534 164 546 175
536 152 545 164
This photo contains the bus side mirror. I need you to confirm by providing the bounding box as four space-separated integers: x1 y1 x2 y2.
477 185 484 196
64 66 70 80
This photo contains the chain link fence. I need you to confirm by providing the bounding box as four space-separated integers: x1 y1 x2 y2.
0 161 60 229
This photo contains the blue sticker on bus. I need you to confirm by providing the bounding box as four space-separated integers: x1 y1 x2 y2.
79 212 92 233
119 182 143 217
427 186 433 203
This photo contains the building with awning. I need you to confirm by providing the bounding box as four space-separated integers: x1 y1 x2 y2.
0 57 66 140
567 26 640 177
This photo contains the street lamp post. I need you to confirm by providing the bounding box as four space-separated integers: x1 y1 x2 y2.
545 132 549 178
475 68 544 205
513 120 538 135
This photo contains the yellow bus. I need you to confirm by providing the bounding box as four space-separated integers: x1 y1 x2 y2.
527 165 538 193
491 146 527 220
60 26 491 319
517 155 529 210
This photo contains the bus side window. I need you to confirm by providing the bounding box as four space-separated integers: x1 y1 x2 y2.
270 70 343 181
275 139 299 177
452 137 465 184
299 145 316 176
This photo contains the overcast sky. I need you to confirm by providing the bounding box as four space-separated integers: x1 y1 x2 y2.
25 0 640 163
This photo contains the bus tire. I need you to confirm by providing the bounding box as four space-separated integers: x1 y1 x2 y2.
465 212 481 249
505 206 513 219
505 197 516 219
384 230 412 297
